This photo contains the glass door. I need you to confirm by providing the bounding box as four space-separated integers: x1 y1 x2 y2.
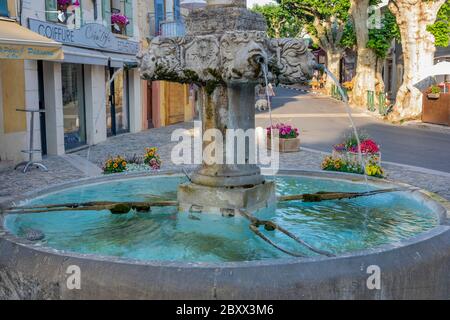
62 63 86 150
106 67 129 136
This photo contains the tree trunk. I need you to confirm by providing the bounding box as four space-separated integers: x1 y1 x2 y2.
388 0 445 121
375 57 385 93
351 0 377 107
325 50 343 94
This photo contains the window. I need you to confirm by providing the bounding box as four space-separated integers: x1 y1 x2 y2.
45 0 83 25
109 0 133 36
62 64 87 150
0 0 8 17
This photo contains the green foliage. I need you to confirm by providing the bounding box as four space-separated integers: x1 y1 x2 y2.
340 20 356 48
252 3 302 38
367 10 400 58
280 0 353 49
427 1 450 47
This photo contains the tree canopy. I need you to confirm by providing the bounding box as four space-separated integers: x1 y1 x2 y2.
280 0 352 51
251 4 303 38
427 1 450 47
367 10 400 58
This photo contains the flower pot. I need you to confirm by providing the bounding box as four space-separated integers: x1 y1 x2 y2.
332 150 381 166
427 93 440 100
267 137 300 152
58 4 69 12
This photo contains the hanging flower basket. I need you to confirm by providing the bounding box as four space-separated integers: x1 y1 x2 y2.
111 13 129 33
267 123 300 152
58 0 78 12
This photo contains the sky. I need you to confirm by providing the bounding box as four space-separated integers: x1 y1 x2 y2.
247 0 277 9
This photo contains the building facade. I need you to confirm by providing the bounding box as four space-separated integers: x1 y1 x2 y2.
1 0 144 162
141 0 194 130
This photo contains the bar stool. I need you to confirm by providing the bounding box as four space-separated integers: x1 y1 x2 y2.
14 108 48 173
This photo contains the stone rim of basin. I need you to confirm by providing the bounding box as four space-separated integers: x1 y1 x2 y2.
0 169 448 267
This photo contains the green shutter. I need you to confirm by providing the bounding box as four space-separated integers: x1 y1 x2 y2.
0 0 9 17
45 0 58 22
102 0 111 29
125 0 134 37
78 0 83 26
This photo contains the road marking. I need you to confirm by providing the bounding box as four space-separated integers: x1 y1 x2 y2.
256 113 371 119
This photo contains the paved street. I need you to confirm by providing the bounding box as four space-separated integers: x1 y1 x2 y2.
256 87 450 173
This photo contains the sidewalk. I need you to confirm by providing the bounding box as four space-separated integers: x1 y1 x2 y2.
1 122 449 204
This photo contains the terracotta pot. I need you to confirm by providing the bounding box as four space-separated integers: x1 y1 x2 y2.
267 137 300 152
58 4 69 11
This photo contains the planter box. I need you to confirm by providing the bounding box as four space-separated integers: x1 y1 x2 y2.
422 93 450 126
332 150 381 165
267 137 300 152
427 93 440 100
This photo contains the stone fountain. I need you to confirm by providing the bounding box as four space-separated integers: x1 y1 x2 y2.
138 0 316 213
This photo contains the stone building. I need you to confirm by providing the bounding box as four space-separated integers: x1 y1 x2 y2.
1 0 145 162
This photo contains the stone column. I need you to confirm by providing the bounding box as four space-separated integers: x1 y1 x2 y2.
190 83 264 187
43 62 65 155
84 65 107 145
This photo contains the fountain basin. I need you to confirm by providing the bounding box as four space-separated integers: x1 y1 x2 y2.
0 170 449 299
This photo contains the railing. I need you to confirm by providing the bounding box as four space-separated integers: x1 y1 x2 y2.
159 19 185 37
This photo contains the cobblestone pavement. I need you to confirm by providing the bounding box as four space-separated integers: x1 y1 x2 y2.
1 122 449 203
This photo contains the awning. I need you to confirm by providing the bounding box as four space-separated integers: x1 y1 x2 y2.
0 18 63 60
61 46 137 68
62 45 109 66
102 52 138 68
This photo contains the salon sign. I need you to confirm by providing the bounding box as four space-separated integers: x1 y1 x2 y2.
28 18 139 55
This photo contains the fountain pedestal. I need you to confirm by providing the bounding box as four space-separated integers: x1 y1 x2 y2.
138 0 316 213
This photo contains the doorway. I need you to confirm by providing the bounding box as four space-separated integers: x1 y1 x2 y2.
147 81 153 128
106 67 130 136
37 61 47 155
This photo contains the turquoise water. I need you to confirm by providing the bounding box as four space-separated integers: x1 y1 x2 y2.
4 175 439 262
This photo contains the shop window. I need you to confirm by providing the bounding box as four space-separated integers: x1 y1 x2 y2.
62 63 87 150
0 0 8 17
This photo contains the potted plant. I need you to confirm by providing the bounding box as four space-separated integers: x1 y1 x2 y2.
57 0 79 12
111 13 129 33
331 131 381 166
427 85 441 99
267 123 300 152
143 147 162 170
103 156 127 174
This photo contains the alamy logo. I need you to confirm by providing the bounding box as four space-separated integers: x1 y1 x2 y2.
66 265 81 290
367 5 383 30
366 265 381 290
171 121 280 172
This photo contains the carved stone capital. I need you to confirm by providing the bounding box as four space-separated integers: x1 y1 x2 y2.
138 34 315 86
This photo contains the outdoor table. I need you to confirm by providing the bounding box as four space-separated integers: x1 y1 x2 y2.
14 109 48 173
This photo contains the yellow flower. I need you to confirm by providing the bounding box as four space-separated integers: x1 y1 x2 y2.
113 163 118 168
122 162 127 167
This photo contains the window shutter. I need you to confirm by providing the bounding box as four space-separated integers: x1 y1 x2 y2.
101 0 111 29
45 0 58 22
174 0 180 20
0 0 9 17
125 0 134 37
76 0 82 28
154 0 164 35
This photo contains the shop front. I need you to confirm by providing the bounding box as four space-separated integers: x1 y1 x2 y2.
0 17 63 162
28 18 140 154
